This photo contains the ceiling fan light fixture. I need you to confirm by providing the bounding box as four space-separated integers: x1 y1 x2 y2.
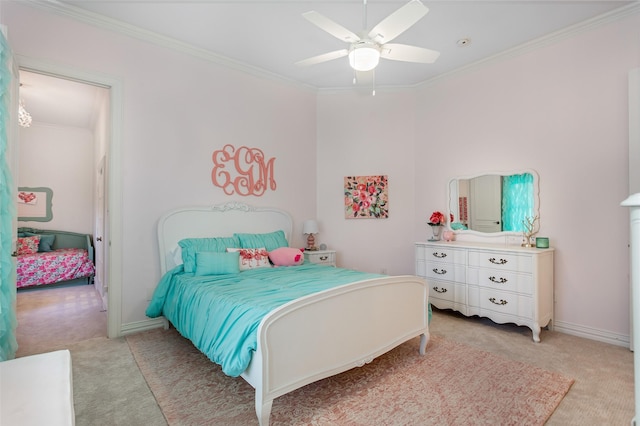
348 44 380 72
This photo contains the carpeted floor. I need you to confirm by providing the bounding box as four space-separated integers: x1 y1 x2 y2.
14 283 635 425
126 327 573 425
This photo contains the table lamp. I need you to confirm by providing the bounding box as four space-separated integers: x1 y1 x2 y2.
302 220 319 251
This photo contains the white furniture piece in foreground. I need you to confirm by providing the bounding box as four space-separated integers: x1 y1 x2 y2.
416 241 554 342
157 202 430 425
0 349 75 426
621 193 640 424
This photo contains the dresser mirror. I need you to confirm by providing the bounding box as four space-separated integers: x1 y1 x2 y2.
448 170 539 234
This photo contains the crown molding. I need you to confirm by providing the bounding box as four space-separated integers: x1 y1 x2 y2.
19 1 640 93
416 1 640 90
21 0 317 92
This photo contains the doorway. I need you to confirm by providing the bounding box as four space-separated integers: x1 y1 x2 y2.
16 67 112 341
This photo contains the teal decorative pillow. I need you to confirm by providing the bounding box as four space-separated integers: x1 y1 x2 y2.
194 251 240 276
178 236 240 273
234 230 288 251
24 232 56 252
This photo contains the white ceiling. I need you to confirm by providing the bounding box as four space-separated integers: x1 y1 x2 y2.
17 0 636 128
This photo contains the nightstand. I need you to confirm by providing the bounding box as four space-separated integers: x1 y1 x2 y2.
304 249 336 267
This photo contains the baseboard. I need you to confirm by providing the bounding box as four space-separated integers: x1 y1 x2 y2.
120 317 168 336
553 320 630 348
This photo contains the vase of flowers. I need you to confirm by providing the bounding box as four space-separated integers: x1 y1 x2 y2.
428 211 446 241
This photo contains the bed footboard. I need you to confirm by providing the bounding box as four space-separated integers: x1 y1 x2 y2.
242 275 429 425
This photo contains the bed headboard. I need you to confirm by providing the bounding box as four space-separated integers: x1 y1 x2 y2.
157 201 293 275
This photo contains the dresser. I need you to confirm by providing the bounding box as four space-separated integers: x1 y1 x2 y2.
416 241 554 342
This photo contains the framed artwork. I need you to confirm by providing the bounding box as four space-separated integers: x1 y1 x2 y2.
17 187 53 222
344 175 388 219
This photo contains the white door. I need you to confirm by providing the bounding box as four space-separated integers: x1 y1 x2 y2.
469 175 502 233
94 155 108 310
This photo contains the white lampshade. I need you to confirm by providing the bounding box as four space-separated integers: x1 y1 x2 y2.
348 45 380 72
302 220 319 235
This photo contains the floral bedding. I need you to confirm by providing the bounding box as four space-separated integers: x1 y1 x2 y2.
17 248 95 289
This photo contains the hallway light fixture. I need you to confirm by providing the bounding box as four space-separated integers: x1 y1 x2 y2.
18 99 32 128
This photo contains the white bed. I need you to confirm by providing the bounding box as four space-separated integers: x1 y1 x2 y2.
156 201 429 425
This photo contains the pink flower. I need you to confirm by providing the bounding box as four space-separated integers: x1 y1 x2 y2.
429 211 446 225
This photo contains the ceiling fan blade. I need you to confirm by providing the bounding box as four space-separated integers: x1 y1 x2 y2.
368 0 428 44
380 43 440 63
295 49 349 67
302 11 360 43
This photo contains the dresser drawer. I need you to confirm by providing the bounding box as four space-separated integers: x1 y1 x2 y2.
468 250 532 273
417 245 466 264
428 280 466 304
468 287 532 317
425 262 466 282
467 268 534 295
304 250 335 266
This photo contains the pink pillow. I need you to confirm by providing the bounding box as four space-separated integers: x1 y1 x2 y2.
17 236 40 255
269 247 304 267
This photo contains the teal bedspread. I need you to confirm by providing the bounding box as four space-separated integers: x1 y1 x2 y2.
146 263 383 377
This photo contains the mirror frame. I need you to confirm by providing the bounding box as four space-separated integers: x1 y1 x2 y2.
447 169 540 237
17 186 54 222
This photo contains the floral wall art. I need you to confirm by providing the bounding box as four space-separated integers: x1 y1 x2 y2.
344 175 389 219
211 144 276 196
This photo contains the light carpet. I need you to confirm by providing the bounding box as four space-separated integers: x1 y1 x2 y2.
126 328 573 425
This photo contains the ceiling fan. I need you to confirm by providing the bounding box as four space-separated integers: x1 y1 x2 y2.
295 0 440 73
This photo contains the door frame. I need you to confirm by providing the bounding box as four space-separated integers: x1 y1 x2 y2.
17 56 123 338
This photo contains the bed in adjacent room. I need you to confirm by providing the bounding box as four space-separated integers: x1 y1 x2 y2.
146 201 430 425
16 227 95 289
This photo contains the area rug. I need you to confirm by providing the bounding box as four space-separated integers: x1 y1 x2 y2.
126 328 573 426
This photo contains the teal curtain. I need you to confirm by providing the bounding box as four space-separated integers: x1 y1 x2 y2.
502 173 534 232
0 31 18 361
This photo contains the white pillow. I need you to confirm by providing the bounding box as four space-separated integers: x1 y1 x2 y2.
226 247 271 271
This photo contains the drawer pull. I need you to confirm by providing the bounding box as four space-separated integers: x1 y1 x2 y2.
433 287 448 294
489 257 508 265
488 276 507 284
489 297 508 306
432 268 447 275
319 256 328 261
432 252 447 258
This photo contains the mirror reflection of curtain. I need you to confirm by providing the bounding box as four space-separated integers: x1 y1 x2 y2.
502 173 534 231
0 31 18 361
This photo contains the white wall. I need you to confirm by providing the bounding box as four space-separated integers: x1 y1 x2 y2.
4 1 640 344
316 12 640 344
17 123 94 234
316 90 417 275
2 3 317 327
